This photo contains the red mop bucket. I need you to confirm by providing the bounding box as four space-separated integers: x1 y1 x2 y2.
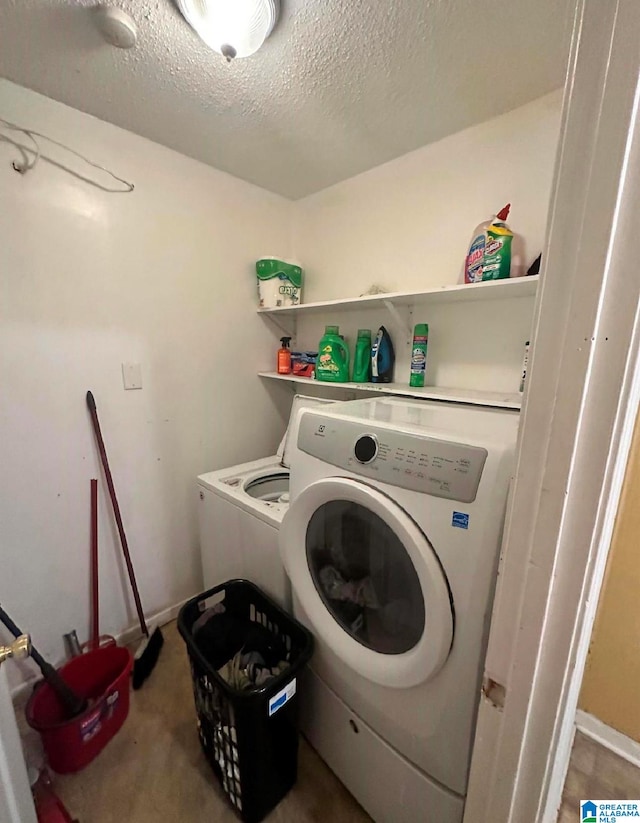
26 644 133 774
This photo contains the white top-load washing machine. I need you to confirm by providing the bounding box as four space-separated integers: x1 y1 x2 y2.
280 397 520 823
197 395 335 608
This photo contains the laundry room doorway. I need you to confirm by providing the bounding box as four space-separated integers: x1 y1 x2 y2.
463 1 640 820
0 666 37 823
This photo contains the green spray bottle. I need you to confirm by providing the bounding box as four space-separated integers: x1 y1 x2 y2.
352 329 372 382
316 325 350 382
409 323 429 387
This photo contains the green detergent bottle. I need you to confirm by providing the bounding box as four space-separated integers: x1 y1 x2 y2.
353 329 372 382
316 325 350 383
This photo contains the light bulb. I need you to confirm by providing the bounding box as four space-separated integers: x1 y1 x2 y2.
176 0 279 60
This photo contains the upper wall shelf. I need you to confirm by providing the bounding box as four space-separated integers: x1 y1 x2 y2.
257 275 539 317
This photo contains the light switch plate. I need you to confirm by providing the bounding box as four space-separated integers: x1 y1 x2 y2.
122 362 142 390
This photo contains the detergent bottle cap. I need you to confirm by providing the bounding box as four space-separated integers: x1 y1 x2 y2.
357 329 372 339
496 204 511 221
325 325 339 335
280 337 291 347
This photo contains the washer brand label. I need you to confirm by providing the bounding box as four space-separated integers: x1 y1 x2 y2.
452 511 469 530
268 678 296 717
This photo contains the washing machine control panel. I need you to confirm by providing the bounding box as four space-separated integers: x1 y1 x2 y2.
298 413 488 503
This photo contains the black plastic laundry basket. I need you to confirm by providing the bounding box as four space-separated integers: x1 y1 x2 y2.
178 579 314 823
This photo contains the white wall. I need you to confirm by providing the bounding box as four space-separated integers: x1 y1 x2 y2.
0 82 561 688
293 91 561 301
290 92 561 392
0 80 292 688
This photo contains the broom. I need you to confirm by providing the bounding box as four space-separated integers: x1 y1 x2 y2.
86 391 163 689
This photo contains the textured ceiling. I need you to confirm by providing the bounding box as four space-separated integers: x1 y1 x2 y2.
0 0 573 199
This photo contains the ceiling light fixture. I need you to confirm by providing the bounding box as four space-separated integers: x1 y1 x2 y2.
176 0 279 61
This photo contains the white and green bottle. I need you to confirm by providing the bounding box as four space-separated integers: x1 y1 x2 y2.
410 323 429 387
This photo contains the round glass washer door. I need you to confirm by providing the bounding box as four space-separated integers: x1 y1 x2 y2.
280 477 453 688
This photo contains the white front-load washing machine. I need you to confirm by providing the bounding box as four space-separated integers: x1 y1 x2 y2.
197 395 336 608
279 397 520 823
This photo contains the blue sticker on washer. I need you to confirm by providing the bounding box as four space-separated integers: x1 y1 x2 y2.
452 512 469 529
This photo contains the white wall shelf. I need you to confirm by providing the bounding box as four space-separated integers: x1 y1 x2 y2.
258 372 522 410
257 275 539 318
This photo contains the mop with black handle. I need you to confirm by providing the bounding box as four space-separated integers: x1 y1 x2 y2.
0 604 87 718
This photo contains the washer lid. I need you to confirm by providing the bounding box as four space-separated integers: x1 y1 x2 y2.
280 477 453 688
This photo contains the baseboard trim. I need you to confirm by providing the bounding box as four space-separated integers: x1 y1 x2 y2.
575 709 640 769
114 597 191 649
10 594 196 702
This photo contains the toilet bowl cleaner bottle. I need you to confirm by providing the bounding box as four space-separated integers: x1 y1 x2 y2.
465 204 523 282
483 205 518 280
316 325 350 382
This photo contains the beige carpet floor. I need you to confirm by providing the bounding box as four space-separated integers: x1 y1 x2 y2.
23 621 371 823
23 624 640 822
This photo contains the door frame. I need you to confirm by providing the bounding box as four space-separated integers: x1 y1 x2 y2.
464 1 640 820
0 666 37 823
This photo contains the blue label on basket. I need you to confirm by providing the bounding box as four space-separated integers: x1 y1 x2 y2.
268 678 296 717
452 511 469 530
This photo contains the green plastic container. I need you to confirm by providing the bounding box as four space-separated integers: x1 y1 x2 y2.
316 325 350 383
353 329 372 383
409 323 429 387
